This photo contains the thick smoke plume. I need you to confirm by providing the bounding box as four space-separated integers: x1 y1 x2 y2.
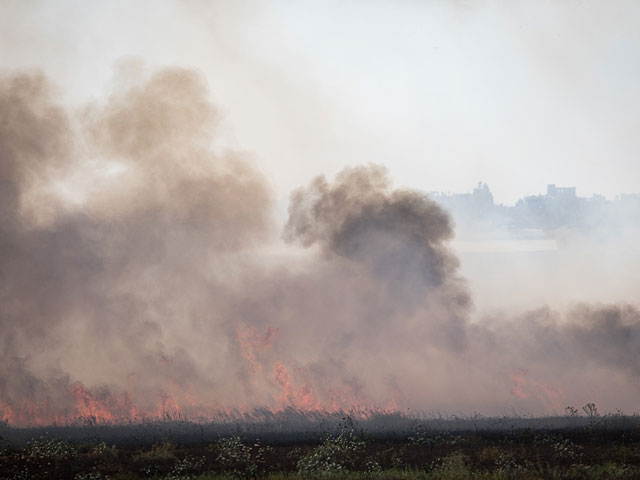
0 67 639 425
0 68 273 424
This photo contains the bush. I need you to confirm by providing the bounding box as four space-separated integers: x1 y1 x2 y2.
132 440 176 464
90 441 119 461
431 453 472 480
26 437 76 460
73 473 110 480
213 435 269 480
296 429 366 477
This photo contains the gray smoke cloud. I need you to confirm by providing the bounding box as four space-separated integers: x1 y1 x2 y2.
284 165 471 350
1 66 639 425
0 67 273 423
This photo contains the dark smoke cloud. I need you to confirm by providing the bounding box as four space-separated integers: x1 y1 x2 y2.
0 66 639 424
464 303 640 413
487 304 640 378
567 304 640 376
284 165 471 350
286 165 458 288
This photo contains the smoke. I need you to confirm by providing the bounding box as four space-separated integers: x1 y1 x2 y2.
466 303 640 413
495 304 640 379
284 165 471 349
1 66 639 425
0 67 273 423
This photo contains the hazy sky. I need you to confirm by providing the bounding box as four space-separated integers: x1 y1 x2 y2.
2 0 639 205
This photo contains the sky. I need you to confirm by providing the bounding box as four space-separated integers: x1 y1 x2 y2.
1 1 640 423
2 0 640 205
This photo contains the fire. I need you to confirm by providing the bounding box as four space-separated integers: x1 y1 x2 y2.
0 323 407 427
273 362 319 410
71 383 119 423
236 324 279 374
508 369 566 411
509 370 528 399
0 374 405 427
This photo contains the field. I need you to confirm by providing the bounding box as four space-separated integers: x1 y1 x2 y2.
2 411 640 479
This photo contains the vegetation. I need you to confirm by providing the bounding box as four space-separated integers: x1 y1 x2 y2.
2 410 640 479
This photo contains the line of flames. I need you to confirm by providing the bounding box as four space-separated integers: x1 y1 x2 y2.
0 363 387 427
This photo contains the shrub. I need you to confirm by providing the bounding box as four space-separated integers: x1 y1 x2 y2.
90 441 119 461
73 473 110 480
213 435 269 480
164 455 205 480
132 440 176 464
296 429 366 477
431 453 472 480
26 437 76 460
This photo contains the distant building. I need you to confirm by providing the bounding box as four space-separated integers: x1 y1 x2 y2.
546 184 576 198
429 182 498 232
472 182 494 206
430 181 640 234
430 182 494 209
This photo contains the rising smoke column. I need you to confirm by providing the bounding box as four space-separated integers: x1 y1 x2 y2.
284 164 472 352
226 165 475 410
0 67 274 423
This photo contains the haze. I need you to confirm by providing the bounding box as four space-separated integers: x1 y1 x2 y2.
1 1 639 424
3 0 640 204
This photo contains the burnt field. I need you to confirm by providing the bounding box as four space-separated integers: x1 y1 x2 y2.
2 410 640 479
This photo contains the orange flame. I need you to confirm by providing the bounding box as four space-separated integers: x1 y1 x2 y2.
508 369 566 411
236 325 279 374
273 362 320 410
0 325 409 426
